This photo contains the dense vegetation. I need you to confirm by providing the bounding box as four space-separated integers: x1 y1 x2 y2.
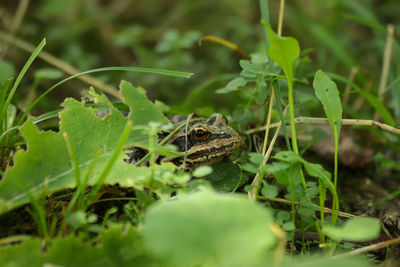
0 0 399 266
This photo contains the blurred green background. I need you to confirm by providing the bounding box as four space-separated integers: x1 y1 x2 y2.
1 0 399 116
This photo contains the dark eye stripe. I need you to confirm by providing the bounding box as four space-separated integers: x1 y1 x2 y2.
190 133 233 146
207 115 217 125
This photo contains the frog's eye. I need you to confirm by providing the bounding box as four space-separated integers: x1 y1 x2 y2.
191 127 210 142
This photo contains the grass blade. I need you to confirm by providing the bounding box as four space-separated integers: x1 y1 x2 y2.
1 39 46 127
18 66 193 124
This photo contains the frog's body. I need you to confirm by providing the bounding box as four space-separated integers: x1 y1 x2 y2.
125 113 241 171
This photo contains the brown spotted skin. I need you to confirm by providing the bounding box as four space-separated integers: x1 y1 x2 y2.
125 113 241 171
163 113 241 171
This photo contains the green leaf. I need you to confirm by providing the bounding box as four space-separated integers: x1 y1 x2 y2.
143 190 276 266
121 81 169 125
192 166 213 177
239 60 269 75
264 161 302 186
261 181 278 198
19 66 192 124
324 217 381 241
0 239 45 267
0 81 171 213
313 70 342 139
283 254 372 267
216 77 247 94
0 224 153 266
266 25 300 83
248 152 264 165
276 210 291 225
205 162 245 192
282 221 295 231
273 151 336 199
302 162 334 193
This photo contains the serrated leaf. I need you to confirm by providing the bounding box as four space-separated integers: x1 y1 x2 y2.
0 238 45 267
313 70 342 139
143 190 276 266
0 81 171 213
324 217 380 241
216 77 247 94
121 81 169 125
239 60 268 75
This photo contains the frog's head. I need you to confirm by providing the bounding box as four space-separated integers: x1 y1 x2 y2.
169 113 241 171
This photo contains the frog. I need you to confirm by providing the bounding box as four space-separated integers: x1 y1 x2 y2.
125 113 241 171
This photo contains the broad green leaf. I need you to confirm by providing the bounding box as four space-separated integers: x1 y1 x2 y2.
0 81 172 213
313 71 341 220
0 225 153 267
121 81 169 125
143 190 276 266
324 217 380 241
266 25 300 83
0 239 45 267
282 254 372 267
313 70 342 139
205 162 246 192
